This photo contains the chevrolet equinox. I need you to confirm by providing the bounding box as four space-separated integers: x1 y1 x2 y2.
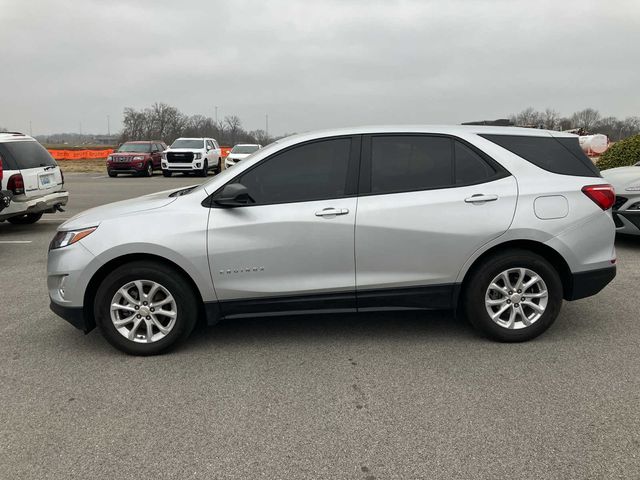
48 126 617 355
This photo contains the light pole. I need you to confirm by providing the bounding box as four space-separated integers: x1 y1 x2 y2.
215 106 218 124
107 115 110 136
266 114 269 138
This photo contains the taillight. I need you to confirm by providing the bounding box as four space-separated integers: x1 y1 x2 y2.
7 173 24 195
582 184 615 210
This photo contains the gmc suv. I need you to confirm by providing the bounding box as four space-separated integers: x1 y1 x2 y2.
48 125 616 355
161 138 221 177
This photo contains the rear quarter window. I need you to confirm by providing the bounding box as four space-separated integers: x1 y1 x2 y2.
0 140 57 170
479 134 600 178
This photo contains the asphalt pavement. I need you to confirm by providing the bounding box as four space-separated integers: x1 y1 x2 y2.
1 172 639 479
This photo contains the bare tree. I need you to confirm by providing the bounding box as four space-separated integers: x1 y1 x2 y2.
224 115 242 145
541 108 560 130
571 108 601 131
512 107 543 127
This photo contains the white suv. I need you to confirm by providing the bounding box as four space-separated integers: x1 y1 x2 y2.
161 137 221 177
224 143 262 169
48 126 616 355
0 132 68 224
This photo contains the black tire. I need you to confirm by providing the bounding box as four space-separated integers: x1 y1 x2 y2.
94 261 199 355
199 160 208 177
462 249 563 342
162 170 172 177
7 212 44 224
144 162 153 177
108 170 117 178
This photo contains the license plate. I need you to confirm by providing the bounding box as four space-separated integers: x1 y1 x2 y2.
39 174 53 187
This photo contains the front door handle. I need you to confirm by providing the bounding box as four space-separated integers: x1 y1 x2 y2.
315 207 349 217
465 194 498 204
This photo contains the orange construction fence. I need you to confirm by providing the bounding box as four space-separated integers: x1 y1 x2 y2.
49 147 233 160
48 149 114 160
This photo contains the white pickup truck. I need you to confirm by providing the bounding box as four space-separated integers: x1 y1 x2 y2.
0 132 68 224
161 137 222 177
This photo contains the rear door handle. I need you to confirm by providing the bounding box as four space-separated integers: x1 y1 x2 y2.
465 194 498 204
315 207 349 217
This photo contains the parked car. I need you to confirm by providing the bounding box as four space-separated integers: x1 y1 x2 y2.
48 126 616 355
161 138 221 177
0 132 68 224
224 143 262 169
601 162 640 235
107 141 166 177
0 153 12 212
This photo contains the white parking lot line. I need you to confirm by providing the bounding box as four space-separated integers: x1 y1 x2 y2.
92 175 107 179
0 240 33 244
40 218 69 221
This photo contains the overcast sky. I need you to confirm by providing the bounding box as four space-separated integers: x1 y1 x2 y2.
1 0 638 136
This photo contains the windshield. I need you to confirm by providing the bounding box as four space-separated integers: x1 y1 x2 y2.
118 143 151 153
231 145 260 154
171 139 204 149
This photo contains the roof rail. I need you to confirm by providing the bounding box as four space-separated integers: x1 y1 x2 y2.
0 131 26 135
461 119 514 127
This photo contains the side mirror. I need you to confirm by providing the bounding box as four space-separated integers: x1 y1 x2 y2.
214 183 253 207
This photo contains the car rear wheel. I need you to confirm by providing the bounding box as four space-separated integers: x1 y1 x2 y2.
462 249 563 342
162 170 172 177
7 212 44 224
94 261 198 355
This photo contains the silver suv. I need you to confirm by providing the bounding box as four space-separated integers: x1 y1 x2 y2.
48 126 616 355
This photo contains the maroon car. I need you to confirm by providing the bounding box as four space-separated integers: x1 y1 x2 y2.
107 141 167 177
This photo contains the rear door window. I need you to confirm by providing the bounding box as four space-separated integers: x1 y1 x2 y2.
0 141 56 170
369 135 453 194
480 134 600 177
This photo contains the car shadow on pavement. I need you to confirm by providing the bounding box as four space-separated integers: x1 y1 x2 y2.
187 310 477 351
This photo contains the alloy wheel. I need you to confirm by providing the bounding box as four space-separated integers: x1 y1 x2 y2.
484 268 549 330
110 279 177 343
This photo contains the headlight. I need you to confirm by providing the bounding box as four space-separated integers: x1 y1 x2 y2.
625 185 640 192
162 153 167 160
628 202 640 210
49 227 97 250
194 153 202 160
133 156 144 161
107 155 113 161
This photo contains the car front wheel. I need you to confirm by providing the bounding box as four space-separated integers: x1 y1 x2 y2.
462 249 563 342
94 261 198 355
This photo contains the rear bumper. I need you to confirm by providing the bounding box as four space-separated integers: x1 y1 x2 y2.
0 190 69 220
49 301 94 333
565 265 616 301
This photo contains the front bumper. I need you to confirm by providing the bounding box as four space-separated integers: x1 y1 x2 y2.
162 162 202 171
613 210 640 235
108 162 146 172
49 301 93 333
565 265 616 301
0 190 69 221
